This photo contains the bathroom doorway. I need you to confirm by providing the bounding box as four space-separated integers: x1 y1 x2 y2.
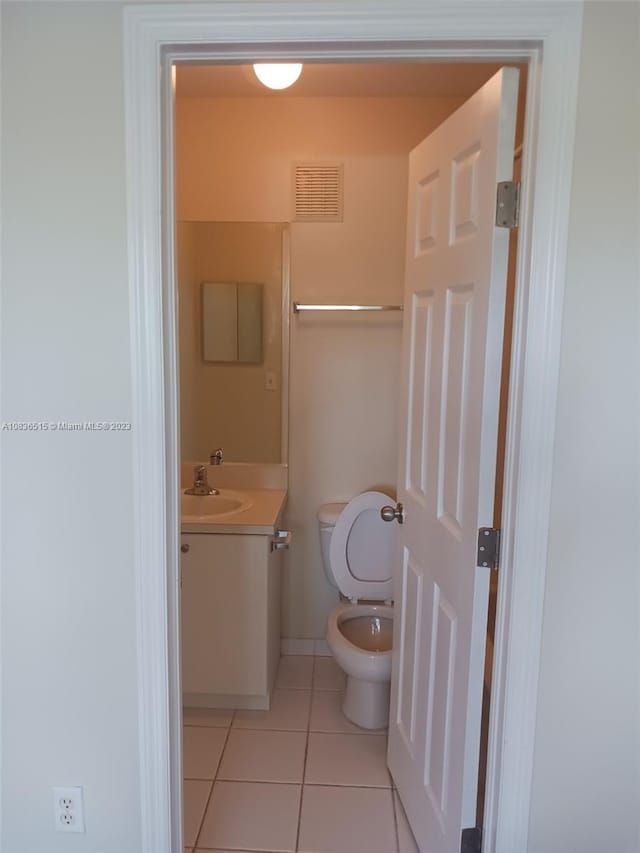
174 60 525 852
122 6 583 853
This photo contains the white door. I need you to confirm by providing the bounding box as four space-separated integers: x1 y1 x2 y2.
387 67 519 853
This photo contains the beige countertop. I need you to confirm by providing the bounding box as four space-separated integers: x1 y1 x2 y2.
181 488 288 536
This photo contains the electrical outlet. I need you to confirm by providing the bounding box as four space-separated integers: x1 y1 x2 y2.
53 786 85 833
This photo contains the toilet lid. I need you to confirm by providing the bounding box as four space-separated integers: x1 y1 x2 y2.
329 491 395 602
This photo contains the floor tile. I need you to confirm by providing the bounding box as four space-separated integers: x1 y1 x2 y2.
183 725 227 779
310 689 386 735
298 785 397 853
218 729 307 783
312 656 346 691
182 779 211 848
233 688 311 731
305 732 391 787
183 706 234 727
275 655 314 689
198 780 301 852
394 791 420 852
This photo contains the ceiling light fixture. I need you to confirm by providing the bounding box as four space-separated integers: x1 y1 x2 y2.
253 63 303 90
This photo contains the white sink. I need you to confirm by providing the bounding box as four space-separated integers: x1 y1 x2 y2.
181 489 253 521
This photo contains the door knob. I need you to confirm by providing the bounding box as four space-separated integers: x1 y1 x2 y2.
181 543 190 553
381 503 404 524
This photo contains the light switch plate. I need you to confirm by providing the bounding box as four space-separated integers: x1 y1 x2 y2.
265 371 278 391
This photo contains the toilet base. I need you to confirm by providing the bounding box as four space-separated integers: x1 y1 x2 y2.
342 674 390 730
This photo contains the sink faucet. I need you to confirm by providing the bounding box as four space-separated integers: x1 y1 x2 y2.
210 447 224 466
185 465 219 496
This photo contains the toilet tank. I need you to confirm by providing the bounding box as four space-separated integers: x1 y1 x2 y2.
318 502 347 588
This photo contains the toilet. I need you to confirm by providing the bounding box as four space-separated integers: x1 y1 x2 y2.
318 492 395 730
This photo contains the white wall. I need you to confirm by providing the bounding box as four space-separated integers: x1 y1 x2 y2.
1 3 639 852
528 3 640 851
176 94 464 637
1 4 141 852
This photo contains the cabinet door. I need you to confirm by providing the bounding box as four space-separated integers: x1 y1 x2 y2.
181 533 270 700
266 542 283 694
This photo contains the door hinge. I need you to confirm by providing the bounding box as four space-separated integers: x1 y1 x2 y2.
461 827 482 853
495 181 520 228
477 527 501 570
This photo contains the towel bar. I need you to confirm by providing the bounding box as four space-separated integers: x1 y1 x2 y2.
292 302 403 313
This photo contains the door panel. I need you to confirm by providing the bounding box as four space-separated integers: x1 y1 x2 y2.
397 549 425 750
406 290 435 503
388 67 519 853
439 285 473 535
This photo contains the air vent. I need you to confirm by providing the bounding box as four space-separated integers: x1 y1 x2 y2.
293 162 344 222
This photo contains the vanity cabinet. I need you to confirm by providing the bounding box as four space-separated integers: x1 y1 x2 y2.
180 531 282 710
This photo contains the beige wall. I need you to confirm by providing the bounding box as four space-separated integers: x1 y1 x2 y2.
528 3 640 852
178 221 284 463
176 93 464 637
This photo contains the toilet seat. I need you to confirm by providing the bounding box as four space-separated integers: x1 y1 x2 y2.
328 491 395 603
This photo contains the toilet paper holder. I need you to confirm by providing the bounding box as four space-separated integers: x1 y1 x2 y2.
271 530 292 552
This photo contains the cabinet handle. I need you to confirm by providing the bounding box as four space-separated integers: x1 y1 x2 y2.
271 530 291 552
181 543 190 553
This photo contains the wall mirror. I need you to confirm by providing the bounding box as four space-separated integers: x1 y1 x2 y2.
177 221 289 464
202 281 263 364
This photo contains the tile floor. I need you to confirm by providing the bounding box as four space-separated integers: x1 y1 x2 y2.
183 655 420 853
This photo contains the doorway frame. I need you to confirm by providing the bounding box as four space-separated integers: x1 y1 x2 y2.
123 3 583 852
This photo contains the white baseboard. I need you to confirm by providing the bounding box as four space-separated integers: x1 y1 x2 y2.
314 639 332 657
280 638 334 657
183 692 270 710
280 638 315 656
